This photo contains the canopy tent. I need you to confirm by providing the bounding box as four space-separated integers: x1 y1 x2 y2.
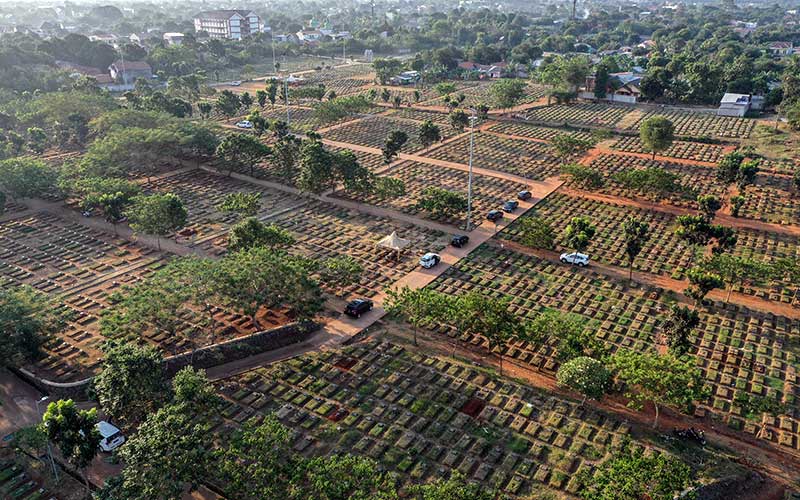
376 231 410 259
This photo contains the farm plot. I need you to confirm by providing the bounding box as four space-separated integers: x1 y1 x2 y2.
142 170 306 245
610 136 726 163
522 104 633 128
738 174 800 226
337 161 528 229
486 122 596 143
324 115 458 154
500 193 693 278
422 132 562 180
214 339 636 497
428 245 800 448
625 109 754 139
576 154 728 208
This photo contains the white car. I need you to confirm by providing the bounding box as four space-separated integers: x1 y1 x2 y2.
230 80 242 86
419 252 441 269
235 120 253 129
96 421 125 452
560 252 589 267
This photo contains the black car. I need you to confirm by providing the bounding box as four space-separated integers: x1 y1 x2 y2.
502 200 519 212
344 298 373 318
486 210 504 222
518 190 532 201
451 234 469 248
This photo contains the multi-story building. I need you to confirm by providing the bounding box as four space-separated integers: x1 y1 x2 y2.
193 10 262 40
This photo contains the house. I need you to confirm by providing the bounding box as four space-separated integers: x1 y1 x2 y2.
768 41 794 56
272 33 296 43
390 70 420 85
458 61 504 78
296 30 324 43
89 33 118 45
56 61 114 87
583 71 643 103
163 32 184 45
718 93 753 117
194 10 262 40
108 60 153 85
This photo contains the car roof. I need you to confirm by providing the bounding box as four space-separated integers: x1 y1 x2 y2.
96 420 121 438
422 252 438 258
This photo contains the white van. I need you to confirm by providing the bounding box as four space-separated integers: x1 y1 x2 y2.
96 421 125 452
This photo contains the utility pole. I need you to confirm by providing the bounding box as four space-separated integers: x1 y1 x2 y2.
284 77 290 125
271 32 277 74
466 111 478 231
342 37 346 63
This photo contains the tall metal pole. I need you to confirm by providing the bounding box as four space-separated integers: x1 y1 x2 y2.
36 397 59 482
271 32 277 74
285 78 290 125
342 37 346 63
466 112 477 231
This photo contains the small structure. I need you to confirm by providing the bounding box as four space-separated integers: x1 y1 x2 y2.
718 93 753 117
768 41 794 57
108 60 153 85
390 70 420 85
376 231 410 259
163 32 185 45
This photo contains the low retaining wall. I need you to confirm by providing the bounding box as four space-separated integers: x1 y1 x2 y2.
13 321 318 400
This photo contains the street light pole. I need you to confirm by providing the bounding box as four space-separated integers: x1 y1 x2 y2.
35 396 59 482
284 77 290 125
466 111 478 231
271 32 277 74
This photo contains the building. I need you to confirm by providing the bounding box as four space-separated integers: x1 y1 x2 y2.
768 41 794 56
390 70 420 85
296 29 324 43
457 61 505 79
583 71 643 104
108 60 153 85
718 93 753 117
194 10 262 40
163 32 184 45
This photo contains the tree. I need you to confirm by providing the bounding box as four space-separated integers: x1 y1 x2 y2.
416 186 467 219
418 120 442 150
518 216 556 250
489 79 527 109
316 256 363 288
198 102 212 119
552 134 593 160
408 471 498 500
448 110 469 132
382 130 408 165
126 193 188 250
215 133 272 177
42 399 100 493
291 454 399 500
703 254 773 303
215 90 241 117
0 286 60 368
685 267 724 305
373 58 404 84
385 286 450 346
564 216 596 253
612 167 681 198
622 217 650 281
93 342 167 428
0 157 57 200
456 292 522 375
267 80 279 106
256 89 267 108
297 137 334 194
610 350 708 428
697 194 722 222
526 310 601 362
737 159 760 188
381 88 391 103
674 214 711 264
580 444 694 500
271 135 302 180
639 116 674 159
27 127 48 153
730 194 745 217
217 192 261 218
593 64 610 100
561 163 604 189
556 356 611 405
661 304 700 356
228 218 295 251
373 177 406 200
716 151 745 183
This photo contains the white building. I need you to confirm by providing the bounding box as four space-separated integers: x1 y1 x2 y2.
194 10 262 40
163 32 184 45
718 93 753 117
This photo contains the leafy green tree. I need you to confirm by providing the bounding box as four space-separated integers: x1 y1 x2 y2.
217 192 261 218
267 81 279 106
661 304 700 356
272 135 302 180
382 130 408 164
373 177 406 200
314 95 373 123
171 366 219 408
612 167 681 198
580 444 694 500
622 217 650 281
489 79 527 109
639 116 674 159
552 135 593 160
561 163 604 189
526 310 601 362
564 216 596 253
228 218 295 251
556 356 611 405
93 342 167 428
703 254 773 303
696 194 722 222
42 399 100 493
381 88 391 103
730 194 745 217
610 350 708 428
434 82 457 96
593 64 610 99
418 120 442 150
0 157 57 201
126 193 188 250
456 292 521 375
737 159 760 188
518 216 556 250
373 58 404 84
26 127 48 153
448 110 470 132
316 256 363 288
0 286 60 368
385 286 451 346
416 186 467 219
408 471 497 500
256 90 267 108
216 133 272 178
685 266 724 305
215 89 241 117
297 137 334 194
198 102 212 119
716 151 745 183
291 454 399 500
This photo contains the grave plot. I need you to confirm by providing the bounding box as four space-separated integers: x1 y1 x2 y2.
522 104 633 128
738 174 800 226
142 170 306 244
610 136 726 163
213 339 638 497
299 64 375 84
266 202 448 298
323 115 458 154
385 108 454 126
428 245 800 448
732 227 800 304
500 192 694 278
422 83 548 110
291 77 372 102
486 122 596 143
625 109 754 139
336 161 528 229
422 132 562 180
577 154 727 208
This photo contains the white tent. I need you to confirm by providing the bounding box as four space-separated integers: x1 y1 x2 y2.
376 231 410 259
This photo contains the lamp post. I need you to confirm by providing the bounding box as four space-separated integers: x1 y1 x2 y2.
35 396 59 482
465 109 478 231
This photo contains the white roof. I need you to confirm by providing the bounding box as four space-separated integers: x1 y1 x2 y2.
720 93 751 105
96 420 121 438
376 231 410 251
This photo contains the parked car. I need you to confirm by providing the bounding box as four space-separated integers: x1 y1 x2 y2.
451 235 469 248
560 252 589 267
236 120 253 129
344 298 373 318
518 190 532 201
502 200 519 212
96 421 125 452
419 252 441 269
486 210 504 222
230 81 242 86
